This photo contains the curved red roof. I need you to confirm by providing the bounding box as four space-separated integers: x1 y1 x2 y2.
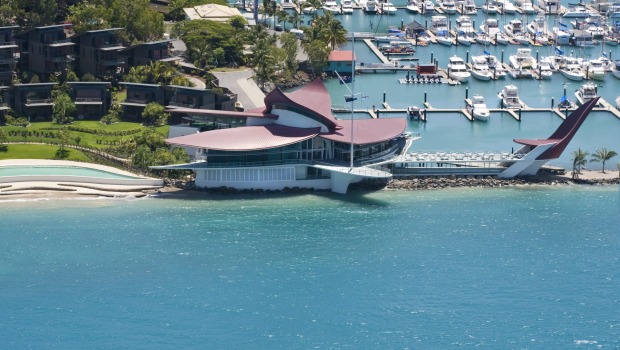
320 118 407 145
264 79 340 130
166 124 320 151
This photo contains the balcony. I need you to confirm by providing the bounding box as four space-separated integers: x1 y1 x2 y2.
99 58 126 66
0 41 18 49
48 55 75 63
168 101 200 108
47 39 74 47
25 98 53 106
97 42 125 50
122 98 151 106
75 97 103 105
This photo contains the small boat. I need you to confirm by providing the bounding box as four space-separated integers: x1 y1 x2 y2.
476 33 493 46
504 19 529 45
407 106 425 120
563 5 597 18
302 5 316 14
468 94 491 121
341 0 354 13
429 15 448 35
435 30 452 46
558 94 573 109
498 84 524 108
406 0 421 12
378 0 398 14
438 0 457 14
574 82 599 105
448 55 471 82
494 32 510 45
480 18 500 36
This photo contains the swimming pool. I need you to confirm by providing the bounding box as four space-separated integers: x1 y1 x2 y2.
0 165 139 180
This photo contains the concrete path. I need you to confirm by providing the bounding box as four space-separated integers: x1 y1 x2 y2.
212 69 266 110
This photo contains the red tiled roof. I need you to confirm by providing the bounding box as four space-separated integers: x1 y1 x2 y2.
328 50 357 62
264 79 340 130
320 118 406 145
166 124 320 151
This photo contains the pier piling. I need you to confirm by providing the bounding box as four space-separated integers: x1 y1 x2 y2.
424 91 427 104
501 50 504 64
383 91 386 103
551 98 554 109
430 52 434 63
518 108 522 121
466 51 469 63
465 87 468 100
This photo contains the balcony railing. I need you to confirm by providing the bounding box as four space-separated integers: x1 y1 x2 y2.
48 55 74 63
123 98 150 104
100 58 126 66
26 98 52 104
75 97 103 103
169 101 199 108
97 42 124 49
47 39 72 45
0 57 15 64
0 41 17 47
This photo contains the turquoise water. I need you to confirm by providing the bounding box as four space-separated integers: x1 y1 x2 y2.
1 187 619 348
0 165 139 179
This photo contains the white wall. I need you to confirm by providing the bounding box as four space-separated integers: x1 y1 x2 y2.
271 109 329 132
168 124 201 159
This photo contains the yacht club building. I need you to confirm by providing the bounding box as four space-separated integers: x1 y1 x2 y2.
155 79 410 193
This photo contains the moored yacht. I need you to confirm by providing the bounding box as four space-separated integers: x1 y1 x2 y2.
378 0 398 14
363 0 379 13
468 94 491 121
563 5 597 18
538 0 560 14
480 18 501 36
470 56 494 80
504 19 530 45
323 0 342 14
537 60 554 79
406 0 421 12
509 48 537 70
582 59 606 80
455 15 476 45
519 0 536 14
560 56 586 81
422 0 436 13
481 1 499 14
448 55 471 82
575 82 599 105
429 15 449 35
341 0 354 13
463 0 477 14
438 0 457 13
496 0 517 13
499 84 524 108
612 60 620 79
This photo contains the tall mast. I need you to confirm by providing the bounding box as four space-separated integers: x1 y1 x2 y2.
350 33 355 169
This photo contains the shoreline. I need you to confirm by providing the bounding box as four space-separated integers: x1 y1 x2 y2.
0 171 617 201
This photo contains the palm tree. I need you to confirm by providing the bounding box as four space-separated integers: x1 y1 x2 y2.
277 9 289 30
590 148 618 173
572 148 589 180
318 12 347 49
288 10 302 29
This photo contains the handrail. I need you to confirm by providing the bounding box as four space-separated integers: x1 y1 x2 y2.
75 97 103 102
26 98 52 104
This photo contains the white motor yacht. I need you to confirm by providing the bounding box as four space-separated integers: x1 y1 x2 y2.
422 0 436 13
495 32 510 45
429 15 448 35
469 95 491 121
439 0 457 13
476 53 507 78
455 16 476 45
538 0 560 14
341 0 354 13
559 56 585 81
470 56 494 80
480 18 501 36
499 85 524 108
504 19 530 45
497 0 517 13
537 60 553 79
582 59 607 80
520 0 536 13
406 0 421 12
575 83 599 105
436 32 453 46
612 60 620 79
448 55 471 82
509 48 537 70
363 0 379 13
476 33 493 45
378 0 398 14
302 5 316 14
323 0 342 14
563 5 597 18
481 1 499 14
463 0 477 14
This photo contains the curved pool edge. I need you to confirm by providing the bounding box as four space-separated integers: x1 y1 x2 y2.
0 159 164 187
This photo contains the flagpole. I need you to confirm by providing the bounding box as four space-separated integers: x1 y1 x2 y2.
350 32 355 169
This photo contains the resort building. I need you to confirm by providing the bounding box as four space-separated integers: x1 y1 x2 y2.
155 79 410 194
167 85 236 111
67 81 112 120
183 4 244 22
72 28 125 79
119 82 166 121
120 40 179 68
12 83 57 121
0 26 19 87
327 50 356 76
15 24 74 80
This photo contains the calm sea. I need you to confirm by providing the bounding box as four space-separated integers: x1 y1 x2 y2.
1 187 619 349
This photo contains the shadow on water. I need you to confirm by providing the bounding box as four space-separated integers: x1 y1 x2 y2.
153 189 392 207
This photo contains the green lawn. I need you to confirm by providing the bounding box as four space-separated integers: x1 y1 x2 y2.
0 144 91 161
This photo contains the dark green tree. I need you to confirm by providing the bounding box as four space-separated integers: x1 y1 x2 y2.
53 92 77 124
590 148 617 173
